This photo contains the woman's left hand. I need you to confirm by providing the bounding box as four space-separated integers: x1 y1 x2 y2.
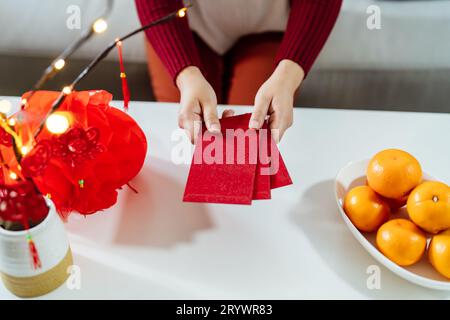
249 59 305 143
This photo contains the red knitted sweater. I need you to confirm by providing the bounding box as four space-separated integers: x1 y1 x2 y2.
135 0 342 79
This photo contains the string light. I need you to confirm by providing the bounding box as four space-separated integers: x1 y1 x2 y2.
0 100 12 114
45 113 70 134
177 7 187 18
9 172 18 180
92 19 108 33
21 1 113 105
33 5 192 140
54 59 66 70
62 86 72 95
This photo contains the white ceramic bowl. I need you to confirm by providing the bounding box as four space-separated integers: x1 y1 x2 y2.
335 159 450 291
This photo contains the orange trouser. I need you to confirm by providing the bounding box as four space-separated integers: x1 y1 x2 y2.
145 32 283 105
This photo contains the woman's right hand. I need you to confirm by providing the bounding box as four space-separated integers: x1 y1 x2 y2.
176 66 221 143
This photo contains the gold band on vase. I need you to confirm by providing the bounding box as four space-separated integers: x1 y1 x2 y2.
1 248 73 298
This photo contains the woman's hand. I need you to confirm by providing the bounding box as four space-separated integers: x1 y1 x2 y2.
249 59 305 143
176 66 220 143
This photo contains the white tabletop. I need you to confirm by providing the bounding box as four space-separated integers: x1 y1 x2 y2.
1 97 449 300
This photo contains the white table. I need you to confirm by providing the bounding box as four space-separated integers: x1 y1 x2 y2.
1 97 449 300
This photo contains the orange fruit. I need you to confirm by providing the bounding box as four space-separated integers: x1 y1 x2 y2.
344 186 390 232
429 229 450 279
376 219 427 266
367 149 422 199
407 181 450 234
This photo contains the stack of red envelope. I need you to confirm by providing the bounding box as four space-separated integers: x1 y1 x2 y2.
183 113 292 205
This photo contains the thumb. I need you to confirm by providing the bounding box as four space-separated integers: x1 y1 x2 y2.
202 101 220 133
250 92 270 129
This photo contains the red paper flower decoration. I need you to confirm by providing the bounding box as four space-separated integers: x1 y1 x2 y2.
21 140 52 177
4 90 147 218
51 127 106 168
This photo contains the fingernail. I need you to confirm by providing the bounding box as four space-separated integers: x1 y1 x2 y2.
249 119 260 129
209 123 220 133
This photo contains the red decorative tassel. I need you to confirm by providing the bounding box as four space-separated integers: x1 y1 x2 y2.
27 234 42 270
23 219 42 270
116 41 130 111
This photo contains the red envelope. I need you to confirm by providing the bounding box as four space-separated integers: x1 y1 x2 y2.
252 121 271 200
183 113 257 205
269 135 293 189
183 113 292 205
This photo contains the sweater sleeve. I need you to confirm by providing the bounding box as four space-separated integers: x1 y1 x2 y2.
275 0 342 76
135 0 202 80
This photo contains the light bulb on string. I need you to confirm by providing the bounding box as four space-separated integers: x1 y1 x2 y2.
54 59 66 70
177 8 187 18
20 146 29 156
46 112 70 134
93 19 108 33
9 172 18 180
62 86 72 95
7 118 16 126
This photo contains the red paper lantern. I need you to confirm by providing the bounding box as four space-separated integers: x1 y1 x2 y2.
3 90 147 219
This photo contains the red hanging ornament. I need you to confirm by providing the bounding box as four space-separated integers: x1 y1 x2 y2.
116 41 130 111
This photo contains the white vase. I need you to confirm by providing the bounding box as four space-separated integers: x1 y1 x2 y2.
0 198 73 298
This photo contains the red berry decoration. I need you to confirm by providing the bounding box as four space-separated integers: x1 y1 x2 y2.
0 180 49 225
0 181 47 270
